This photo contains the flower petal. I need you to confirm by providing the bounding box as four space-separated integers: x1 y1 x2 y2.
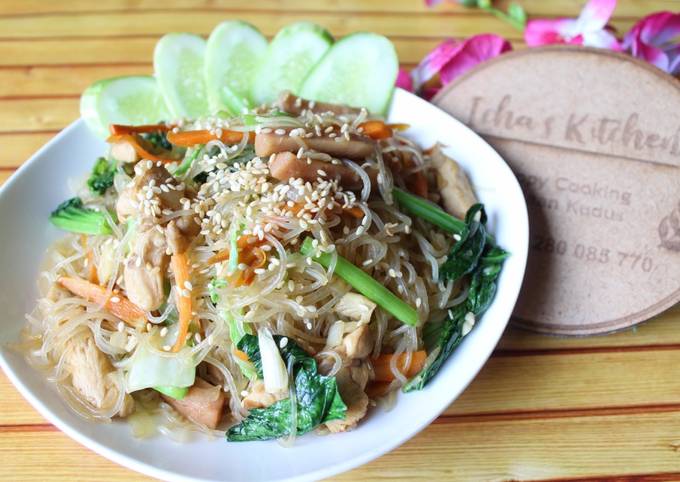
411 38 464 91
424 0 443 6
524 19 576 46
395 68 414 92
439 34 512 85
581 29 622 50
623 11 680 72
576 0 617 33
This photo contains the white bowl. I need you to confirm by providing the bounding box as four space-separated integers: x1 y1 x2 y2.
0 88 528 482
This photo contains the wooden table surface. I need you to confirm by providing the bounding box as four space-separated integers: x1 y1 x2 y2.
2 1 680 480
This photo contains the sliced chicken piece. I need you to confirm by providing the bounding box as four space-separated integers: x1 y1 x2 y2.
335 292 376 325
277 91 363 117
338 324 373 360
64 330 135 417
115 186 138 223
431 144 477 219
116 164 185 222
269 152 365 190
255 131 375 161
124 227 168 312
110 139 139 164
242 380 286 410
325 368 369 433
162 377 226 429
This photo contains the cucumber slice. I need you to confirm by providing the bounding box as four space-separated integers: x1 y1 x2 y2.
251 22 333 106
80 76 170 139
154 33 210 119
205 21 267 115
300 33 398 115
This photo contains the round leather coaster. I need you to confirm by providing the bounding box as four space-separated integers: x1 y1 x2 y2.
434 46 680 335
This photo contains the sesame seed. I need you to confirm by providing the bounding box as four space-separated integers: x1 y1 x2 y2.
279 337 289 348
162 345 171 351
416 297 422 308
160 327 168 337
362 259 373 266
184 281 193 291
117 322 125 332
110 296 120 303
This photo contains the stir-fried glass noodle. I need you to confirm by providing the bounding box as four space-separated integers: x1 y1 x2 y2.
21 92 507 442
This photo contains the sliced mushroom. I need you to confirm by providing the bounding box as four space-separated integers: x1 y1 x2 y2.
268 151 365 190
123 227 168 312
324 368 368 433
161 377 226 429
277 91 363 117
64 330 134 417
431 144 477 219
255 131 375 161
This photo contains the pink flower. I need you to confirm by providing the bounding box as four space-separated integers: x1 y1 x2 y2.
524 0 621 50
623 11 680 74
411 34 511 99
395 68 414 92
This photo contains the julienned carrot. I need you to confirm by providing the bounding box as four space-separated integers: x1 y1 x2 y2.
233 349 250 362
372 350 427 382
387 123 410 132
106 134 175 163
110 124 171 135
171 252 193 352
207 236 263 265
58 276 145 327
359 120 393 140
167 129 255 147
344 206 364 218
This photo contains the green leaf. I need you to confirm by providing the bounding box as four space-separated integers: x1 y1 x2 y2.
404 205 510 392
507 2 527 27
227 335 346 441
440 204 487 282
87 157 116 195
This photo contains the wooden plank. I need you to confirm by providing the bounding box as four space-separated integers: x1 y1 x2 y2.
0 98 78 132
448 349 680 416
0 11 638 41
0 133 55 168
501 304 680 351
4 345 680 425
0 65 149 98
0 0 674 17
4 411 680 481
330 412 680 481
0 431 155 482
0 170 13 186
0 37 526 68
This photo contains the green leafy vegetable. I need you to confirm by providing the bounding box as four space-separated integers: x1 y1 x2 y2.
141 130 172 151
154 385 188 400
49 197 113 235
393 187 467 236
403 203 509 392
227 334 346 441
439 204 487 282
87 157 116 195
300 238 418 326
